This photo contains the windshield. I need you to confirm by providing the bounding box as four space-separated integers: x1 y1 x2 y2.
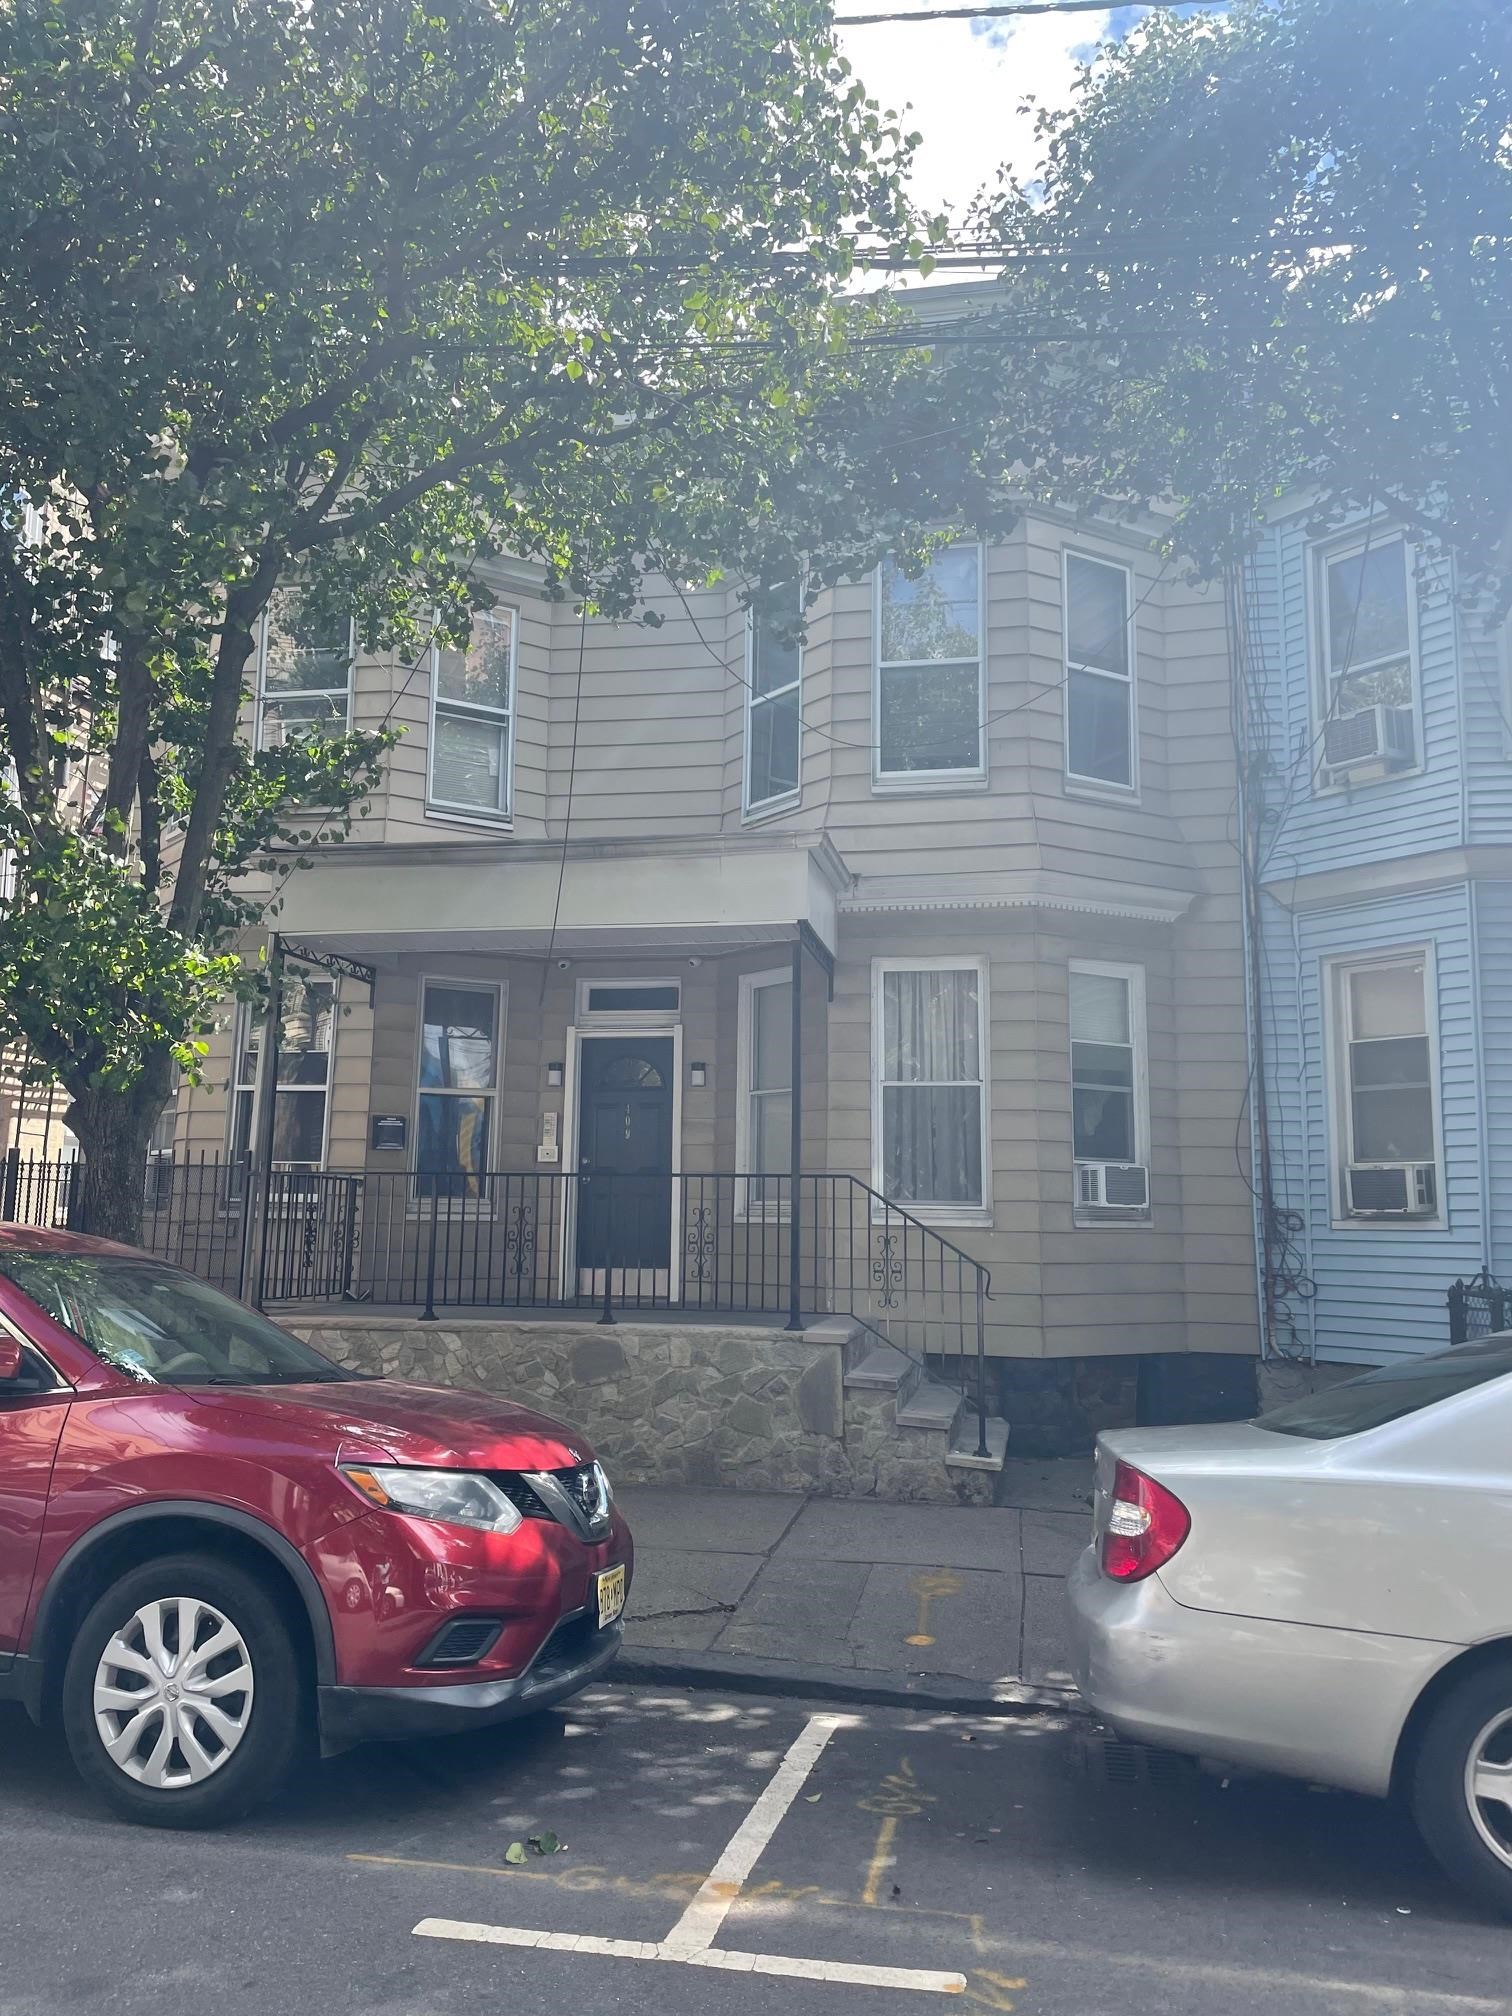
0 1251 359 1387
1256 1334 1512 1440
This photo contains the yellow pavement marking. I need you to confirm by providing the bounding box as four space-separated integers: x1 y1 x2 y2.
861 1815 899 1908
906 1568 964 1648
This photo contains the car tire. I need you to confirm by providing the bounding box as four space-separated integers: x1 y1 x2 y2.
1410 1658 1512 1919
62 1552 309 1829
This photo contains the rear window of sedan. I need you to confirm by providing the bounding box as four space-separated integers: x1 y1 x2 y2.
1257 1334 1512 1439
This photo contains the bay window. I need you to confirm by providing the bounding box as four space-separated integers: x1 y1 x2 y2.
873 959 987 1214
1070 963 1146 1166
416 980 502 1198
1330 953 1441 1219
875 545 984 782
230 975 336 1186
428 607 516 821
256 588 353 748
1064 552 1135 790
745 585 802 814
737 970 792 1212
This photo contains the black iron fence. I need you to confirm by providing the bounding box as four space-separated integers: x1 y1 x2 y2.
1448 1269 1510 1345
0 1154 993 1455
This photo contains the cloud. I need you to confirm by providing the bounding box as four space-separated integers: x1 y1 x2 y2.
835 8 1123 221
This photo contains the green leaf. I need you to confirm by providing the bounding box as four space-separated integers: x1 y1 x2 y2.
504 1842 528 1866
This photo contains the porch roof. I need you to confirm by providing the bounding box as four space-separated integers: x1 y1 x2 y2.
267 830 850 956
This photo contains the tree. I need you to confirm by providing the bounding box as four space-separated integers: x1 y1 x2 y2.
967 0 1512 590
0 0 951 1236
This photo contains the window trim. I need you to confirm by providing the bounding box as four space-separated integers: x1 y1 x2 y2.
426 605 518 826
228 971 338 1178
735 966 793 1218
1062 548 1139 800
253 592 355 753
870 954 991 1227
1307 528 1423 793
743 589 803 821
411 973 506 1205
1323 945 1445 1231
1069 959 1150 1213
872 542 987 792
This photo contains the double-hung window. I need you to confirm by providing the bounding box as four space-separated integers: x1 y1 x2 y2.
737 969 792 1213
745 585 802 815
1070 963 1147 1170
256 588 353 748
416 980 502 1199
230 975 336 1186
429 608 516 821
1064 553 1135 791
873 959 987 1215
1319 536 1415 722
876 545 984 783
1331 954 1440 1220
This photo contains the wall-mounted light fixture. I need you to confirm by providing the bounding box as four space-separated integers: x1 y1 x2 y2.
690 1061 707 1089
547 1061 564 1087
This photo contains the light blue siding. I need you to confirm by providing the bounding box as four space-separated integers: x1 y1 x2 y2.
1463 616 1512 845
1477 882 1512 1278
1258 885 1483 1363
1252 511 1464 880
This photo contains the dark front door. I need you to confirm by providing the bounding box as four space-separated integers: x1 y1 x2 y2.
576 1037 674 1274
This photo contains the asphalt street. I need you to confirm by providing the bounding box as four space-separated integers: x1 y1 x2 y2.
2 1684 1509 2016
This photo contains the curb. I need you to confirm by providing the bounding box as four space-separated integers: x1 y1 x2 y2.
611 1644 1084 1719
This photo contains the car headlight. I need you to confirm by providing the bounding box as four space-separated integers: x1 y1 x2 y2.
339 1463 523 1535
593 1460 613 1506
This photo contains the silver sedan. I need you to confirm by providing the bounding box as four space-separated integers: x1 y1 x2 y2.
1067 1334 1512 1916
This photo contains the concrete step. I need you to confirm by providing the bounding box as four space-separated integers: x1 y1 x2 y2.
843 1342 916 1392
803 1317 860 1349
945 1410 1011 1473
894 1377 964 1433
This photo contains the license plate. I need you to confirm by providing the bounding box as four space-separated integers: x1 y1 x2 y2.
596 1563 627 1629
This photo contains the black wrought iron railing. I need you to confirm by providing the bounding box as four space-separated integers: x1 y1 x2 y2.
0 1154 993 1457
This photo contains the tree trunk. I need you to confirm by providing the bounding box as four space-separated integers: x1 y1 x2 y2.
65 1063 172 1246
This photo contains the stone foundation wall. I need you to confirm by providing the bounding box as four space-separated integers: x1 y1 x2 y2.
291 1317 854 1495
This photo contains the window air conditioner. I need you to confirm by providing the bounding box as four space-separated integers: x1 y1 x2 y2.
1076 1161 1150 1210
1323 704 1415 779
1346 1163 1437 1216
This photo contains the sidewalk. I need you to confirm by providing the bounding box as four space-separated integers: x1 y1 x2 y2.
614 1457 1092 1713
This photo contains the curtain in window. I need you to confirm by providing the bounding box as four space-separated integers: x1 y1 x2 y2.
880 969 982 1205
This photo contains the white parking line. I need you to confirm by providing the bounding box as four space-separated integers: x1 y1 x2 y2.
412 1711 967 1996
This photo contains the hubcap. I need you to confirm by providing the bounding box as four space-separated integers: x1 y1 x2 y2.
1464 1707 1512 1871
92 1597 255 1790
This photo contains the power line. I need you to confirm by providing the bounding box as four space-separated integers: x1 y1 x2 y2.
835 0 1221 22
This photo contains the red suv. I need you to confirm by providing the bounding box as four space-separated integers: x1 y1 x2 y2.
0 1228 632 1827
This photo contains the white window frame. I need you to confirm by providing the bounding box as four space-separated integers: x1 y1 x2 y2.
426 605 518 826
575 976 682 1028
1069 959 1150 1208
1308 529 1422 787
873 542 987 791
227 972 338 1190
411 975 506 1207
1324 946 1445 1230
743 588 803 820
870 954 991 1226
1063 549 1139 798
253 591 355 752
735 967 793 1218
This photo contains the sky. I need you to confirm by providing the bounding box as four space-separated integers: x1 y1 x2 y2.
832 4 1150 226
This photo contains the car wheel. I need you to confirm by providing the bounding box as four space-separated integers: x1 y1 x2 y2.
1410 1658 1512 1918
62 1552 308 1829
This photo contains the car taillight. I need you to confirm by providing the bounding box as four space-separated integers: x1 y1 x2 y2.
1101 1459 1190 1582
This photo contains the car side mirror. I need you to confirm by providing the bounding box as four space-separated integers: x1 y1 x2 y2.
0 1337 21 1381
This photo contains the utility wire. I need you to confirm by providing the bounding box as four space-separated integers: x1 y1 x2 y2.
836 0 1227 21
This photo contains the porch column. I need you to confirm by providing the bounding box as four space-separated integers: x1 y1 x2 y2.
251 933 284 1310
787 935 803 1331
